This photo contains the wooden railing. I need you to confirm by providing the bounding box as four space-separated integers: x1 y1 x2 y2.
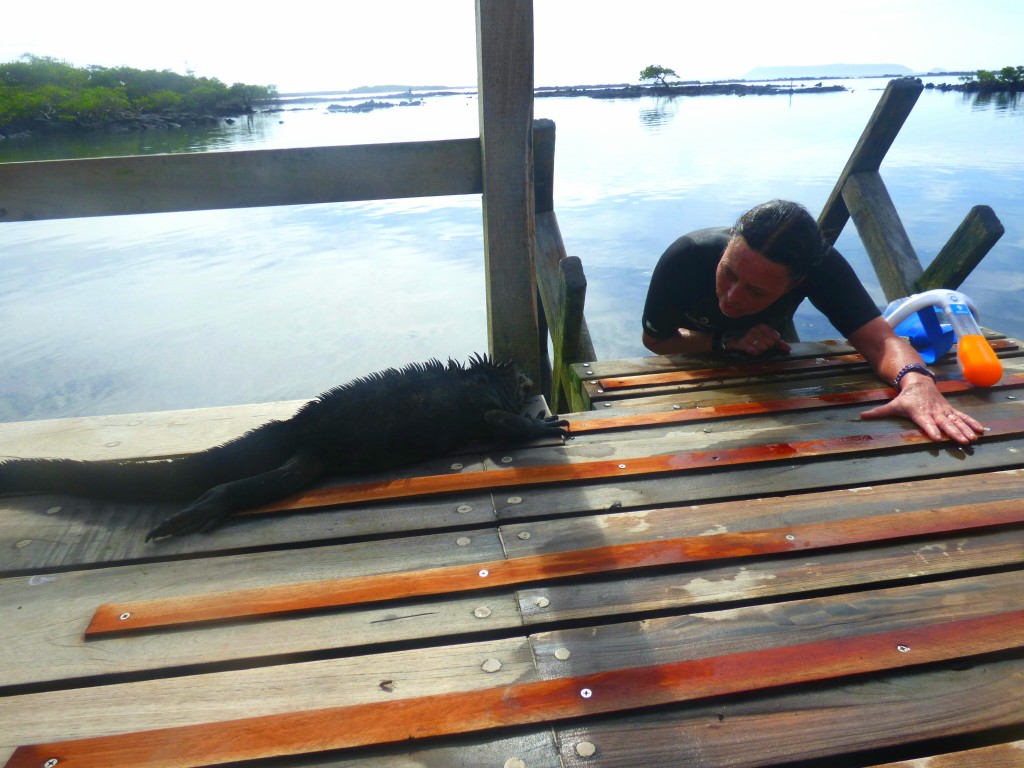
0 0 594 411
817 77 1005 303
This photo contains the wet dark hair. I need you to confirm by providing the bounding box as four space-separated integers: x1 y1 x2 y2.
732 200 825 277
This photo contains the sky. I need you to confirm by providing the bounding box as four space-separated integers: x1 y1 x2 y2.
2 0 1021 93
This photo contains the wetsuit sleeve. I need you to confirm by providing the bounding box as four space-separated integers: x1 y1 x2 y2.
642 236 694 339
806 247 882 337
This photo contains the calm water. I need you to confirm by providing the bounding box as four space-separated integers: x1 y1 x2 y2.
1 77 1021 421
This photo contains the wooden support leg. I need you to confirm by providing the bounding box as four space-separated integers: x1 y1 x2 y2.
917 205 1005 290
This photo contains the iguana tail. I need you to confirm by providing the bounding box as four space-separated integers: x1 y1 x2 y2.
0 418 300 502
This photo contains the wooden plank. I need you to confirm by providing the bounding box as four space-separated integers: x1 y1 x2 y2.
476 0 541 385
85 499 1024 635
550 256 589 412
0 141 482 222
556 658 1024 768
917 204 1007 291
0 529 523 688
817 76 923 244
529 571 1022 678
0 400 306 462
519 527 1024 625
237 411 1024 515
503 467 1024 555
842 170 924 302
872 740 1024 768
570 373 1024 434
0 636 541 765
8 611 1022 768
0 487 498 575
596 353 865 389
495 436 1024 526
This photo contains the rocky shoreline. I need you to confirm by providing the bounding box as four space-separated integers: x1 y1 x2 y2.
537 82 847 99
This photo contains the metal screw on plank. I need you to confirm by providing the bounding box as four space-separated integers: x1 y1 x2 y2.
450 462 464 471
603 403 612 407
673 404 681 410
44 760 59 768
618 464 627 469
507 496 522 505
597 389 604 393
501 456 513 464
119 612 132 621
456 504 474 514
785 534 796 541
479 569 489 578
575 742 598 758
473 606 492 619
580 688 593 698
897 645 911 653
517 531 531 540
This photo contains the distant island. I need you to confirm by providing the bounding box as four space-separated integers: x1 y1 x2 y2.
743 63 914 80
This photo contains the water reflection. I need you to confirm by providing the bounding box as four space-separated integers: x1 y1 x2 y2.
639 97 680 130
1 82 1022 420
966 89 1022 112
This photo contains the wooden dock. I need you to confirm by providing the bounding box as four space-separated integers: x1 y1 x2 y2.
2 334 1023 767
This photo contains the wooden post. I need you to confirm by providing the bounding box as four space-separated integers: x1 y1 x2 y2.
917 205 1005 290
550 256 588 412
817 78 923 246
841 170 924 302
476 0 541 387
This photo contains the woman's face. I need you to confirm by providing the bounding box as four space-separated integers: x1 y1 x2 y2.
716 236 799 318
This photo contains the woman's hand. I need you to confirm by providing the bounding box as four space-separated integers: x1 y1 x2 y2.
860 375 985 444
728 323 792 356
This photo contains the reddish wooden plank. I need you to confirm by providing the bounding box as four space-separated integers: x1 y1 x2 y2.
240 414 1024 515
598 353 865 389
595 340 1018 390
12 611 1024 768
570 373 1024 434
86 499 1024 635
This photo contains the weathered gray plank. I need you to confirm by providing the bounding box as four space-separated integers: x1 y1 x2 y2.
0 637 539 764
517 528 1024 625
529 571 1019 678
0 481 497 573
842 169 924 301
556 658 1024 768
0 528 520 687
494 437 1024 524
0 140 482 222
476 0 541 384
502 468 1024 557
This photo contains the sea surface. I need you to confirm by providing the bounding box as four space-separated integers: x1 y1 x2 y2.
1 76 1021 421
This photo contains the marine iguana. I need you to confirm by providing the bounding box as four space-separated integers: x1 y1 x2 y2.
0 354 568 540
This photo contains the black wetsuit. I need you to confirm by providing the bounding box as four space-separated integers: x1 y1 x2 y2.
642 227 880 343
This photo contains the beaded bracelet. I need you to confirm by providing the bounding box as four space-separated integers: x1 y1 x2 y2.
893 362 935 391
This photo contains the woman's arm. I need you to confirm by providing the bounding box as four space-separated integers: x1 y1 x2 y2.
850 316 984 444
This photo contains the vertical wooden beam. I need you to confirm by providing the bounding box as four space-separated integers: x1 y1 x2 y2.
841 170 923 302
916 205 1005 290
818 77 923 246
476 0 541 386
533 118 556 213
550 256 588 412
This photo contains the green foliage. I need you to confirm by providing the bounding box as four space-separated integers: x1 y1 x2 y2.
961 66 1023 89
0 54 278 131
639 65 680 88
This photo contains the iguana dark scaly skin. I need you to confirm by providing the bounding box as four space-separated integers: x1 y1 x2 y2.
0 355 568 540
